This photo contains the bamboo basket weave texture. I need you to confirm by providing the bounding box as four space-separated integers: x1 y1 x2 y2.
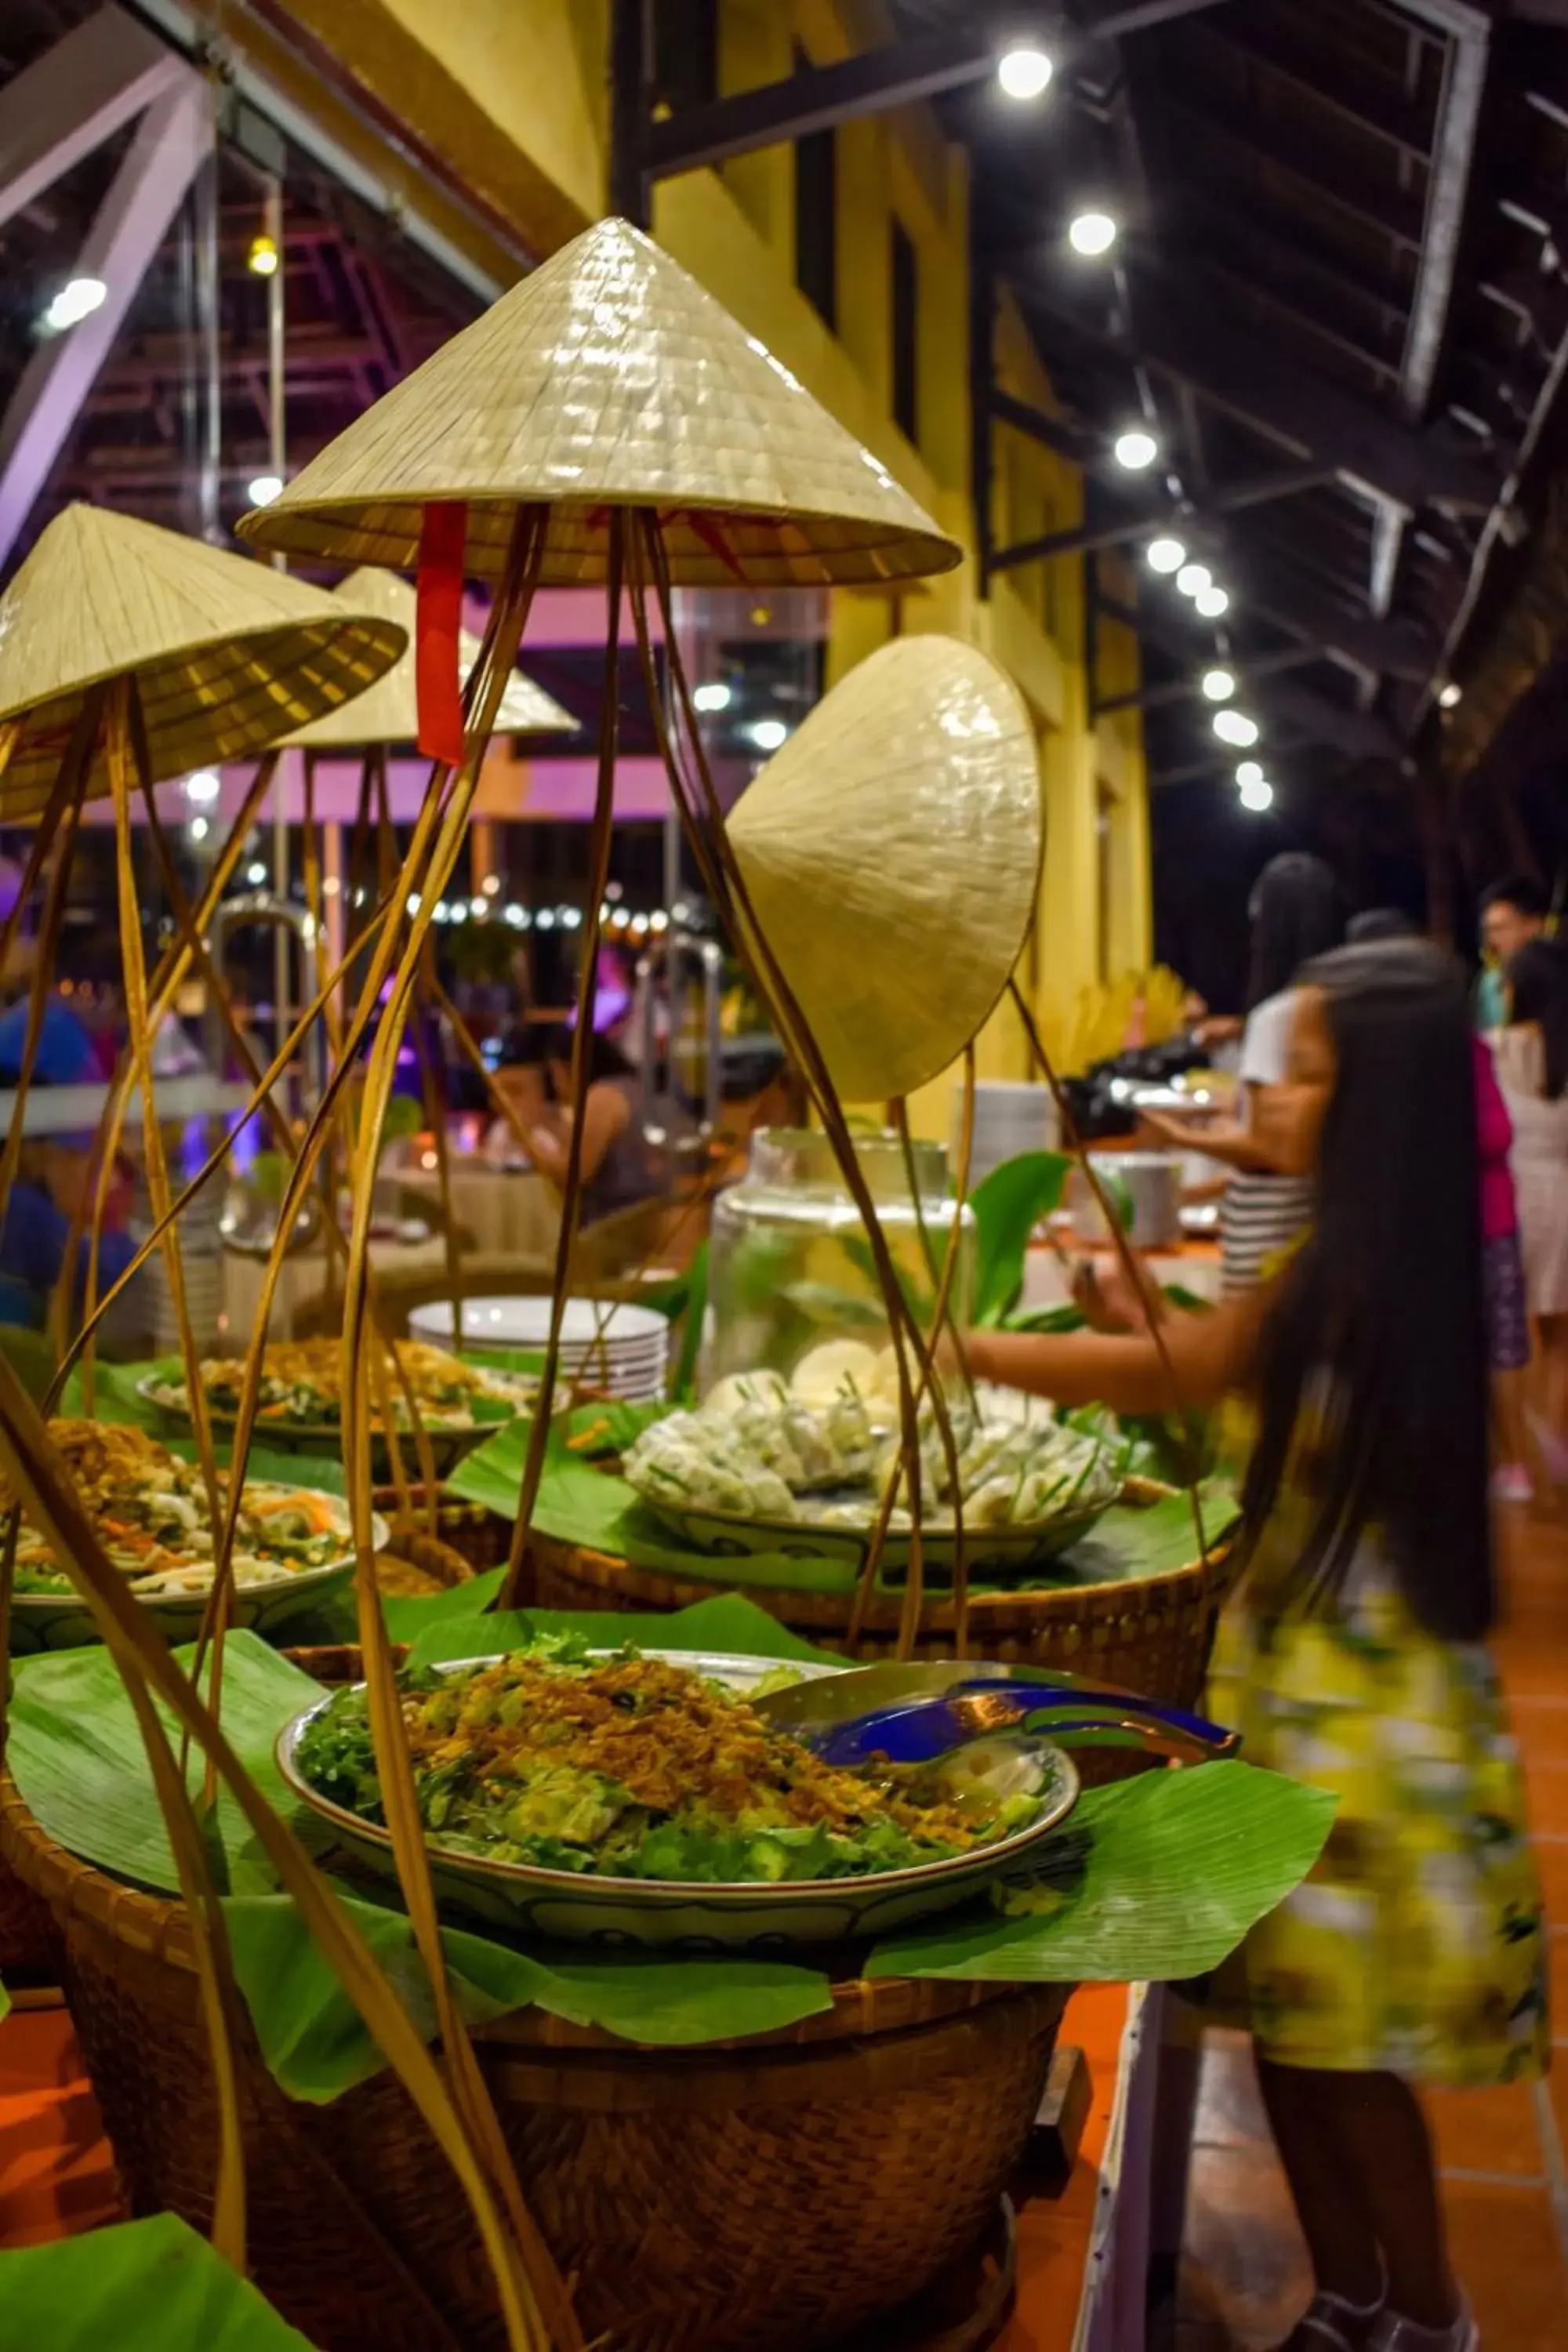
0 1769 1063 2352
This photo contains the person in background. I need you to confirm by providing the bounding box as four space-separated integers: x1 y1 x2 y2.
1493 938 1568 1481
1348 912 1533 1501
963 939 1544 2352
1475 877 1549 1032
502 1015 664 1228
1143 851 1344 1292
0 996 137 1329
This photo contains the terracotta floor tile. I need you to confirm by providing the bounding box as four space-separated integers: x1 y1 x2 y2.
1533 1835 1568 1924
1521 1760 1568 1837
1494 1642 1568 1702
1426 2080 1546 2180
1441 2180 1568 2352
1178 2142 1312 2350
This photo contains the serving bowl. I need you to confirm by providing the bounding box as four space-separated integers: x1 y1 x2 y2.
640 1494 1115 1585
9 1488 387 1655
275 1648 1080 1951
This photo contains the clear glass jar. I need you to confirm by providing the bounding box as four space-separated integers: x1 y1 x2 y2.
701 1128 975 1392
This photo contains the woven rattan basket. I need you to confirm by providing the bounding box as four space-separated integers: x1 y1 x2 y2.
0 1642 1067 2352
528 1531 1240 1712
0 1537 470 1984
376 1489 510 1574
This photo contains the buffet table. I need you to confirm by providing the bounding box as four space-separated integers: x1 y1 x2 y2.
0 1981 1166 2348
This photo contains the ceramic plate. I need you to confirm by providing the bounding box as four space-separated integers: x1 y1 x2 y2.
9 1490 387 1655
136 1376 532 1480
276 1649 1079 1951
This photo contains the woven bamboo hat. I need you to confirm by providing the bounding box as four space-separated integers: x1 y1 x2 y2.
0 505 406 818
728 636 1042 1102
282 566 575 747
237 217 960 589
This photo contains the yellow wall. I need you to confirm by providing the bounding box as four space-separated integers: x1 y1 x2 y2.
258 0 1153 1131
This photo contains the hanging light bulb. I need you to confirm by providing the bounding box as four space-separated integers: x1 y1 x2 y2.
996 47 1054 100
1069 211 1118 257
1213 709 1260 747
1236 760 1264 788
1113 428 1159 472
1195 585 1230 619
1176 562 1213 599
1146 536 1187 575
1238 777 1275 812
1202 668 1236 702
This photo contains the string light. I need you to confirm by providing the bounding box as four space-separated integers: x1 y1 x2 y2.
1146 536 1186 575
1069 212 1118 257
1213 709 1260 747
1236 760 1265 788
1202 669 1236 702
1176 562 1213 599
247 233 279 278
996 46 1054 100
1239 776 1275 812
184 769 220 805
42 278 105 332
1113 428 1159 472
246 860 267 885
747 717 789 752
247 474 283 506
691 682 732 713
1195 585 1230 619
1439 681 1463 709
188 816 209 843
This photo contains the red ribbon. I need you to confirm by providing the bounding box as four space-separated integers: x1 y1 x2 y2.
416 502 468 767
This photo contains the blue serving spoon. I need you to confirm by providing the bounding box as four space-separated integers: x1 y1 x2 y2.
753 1661 1239 1770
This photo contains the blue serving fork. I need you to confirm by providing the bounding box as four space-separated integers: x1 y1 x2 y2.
753 1661 1240 1769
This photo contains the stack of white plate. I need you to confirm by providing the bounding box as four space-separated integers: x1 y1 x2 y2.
962 1082 1061 1186
408 1296 670 1403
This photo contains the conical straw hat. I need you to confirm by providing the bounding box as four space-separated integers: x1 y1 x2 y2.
0 505 406 818
238 217 960 589
728 636 1042 1103
283 567 575 747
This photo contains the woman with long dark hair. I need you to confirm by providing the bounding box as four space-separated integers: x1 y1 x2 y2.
1145 851 1344 1292
1494 938 1568 1471
960 940 1545 2352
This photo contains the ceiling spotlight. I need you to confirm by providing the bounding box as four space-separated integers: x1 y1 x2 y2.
184 768 221 805
1438 680 1463 710
996 46 1054 100
1176 562 1213 599
1239 777 1275 813
247 232 279 278
691 681 732 713
1069 211 1118 258
187 816 210 844
42 277 107 333
247 474 283 507
1236 760 1264 788
1195 585 1230 619
1213 709 1260 747
748 717 789 753
1146 535 1187 576
1113 428 1159 472
1202 668 1236 702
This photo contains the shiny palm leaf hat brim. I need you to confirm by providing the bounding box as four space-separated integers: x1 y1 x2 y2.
728 635 1044 1104
282 566 575 748
236 217 960 589
0 504 406 818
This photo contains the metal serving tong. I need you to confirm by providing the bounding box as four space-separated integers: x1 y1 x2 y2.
752 1661 1240 1771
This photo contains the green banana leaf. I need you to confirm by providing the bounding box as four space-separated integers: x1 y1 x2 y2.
222 1888 833 2103
6 1632 324 1896
0 1324 56 1406
57 1354 176 1429
0 1973 9 2025
0 2213 314 2350
405 1590 845 1673
970 1152 1074 1326
866 1762 1335 1984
